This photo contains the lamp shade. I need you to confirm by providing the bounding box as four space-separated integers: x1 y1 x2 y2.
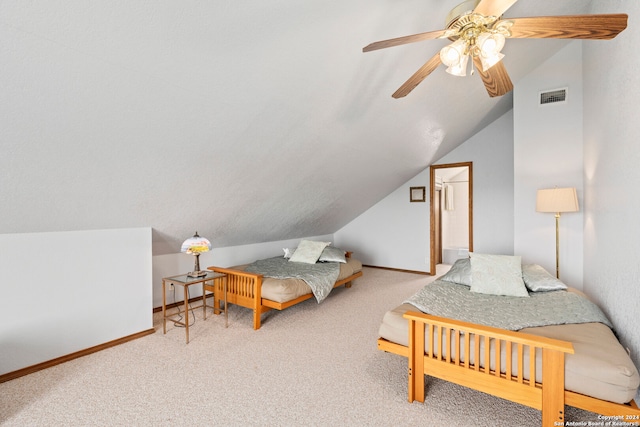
536 188 579 213
445 53 469 77
477 32 505 72
478 32 505 58
181 232 211 254
440 39 468 68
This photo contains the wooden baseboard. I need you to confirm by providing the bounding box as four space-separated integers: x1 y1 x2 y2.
0 328 155 384
363 264 430 275
153 294 211 313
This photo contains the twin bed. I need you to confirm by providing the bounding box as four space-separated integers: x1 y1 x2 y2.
206 240 363 330
378 255 640 425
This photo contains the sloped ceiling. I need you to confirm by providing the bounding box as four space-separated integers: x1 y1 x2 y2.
0 1 598 254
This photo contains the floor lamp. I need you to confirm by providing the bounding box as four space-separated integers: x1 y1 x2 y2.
536 187 579 279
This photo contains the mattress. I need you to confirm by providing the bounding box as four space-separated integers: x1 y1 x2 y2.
379 302 640 404
234 257 362 303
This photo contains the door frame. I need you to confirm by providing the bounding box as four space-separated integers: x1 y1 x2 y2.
430 162 473 275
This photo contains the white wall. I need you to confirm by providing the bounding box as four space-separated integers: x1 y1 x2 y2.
334 169 431 272
0 227 152 376
583 0 640 403
513 41 584 289
438 110 515 256
335 110 515 272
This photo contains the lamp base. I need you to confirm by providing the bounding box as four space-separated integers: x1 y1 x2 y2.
187 253 207 278
187 270 207 278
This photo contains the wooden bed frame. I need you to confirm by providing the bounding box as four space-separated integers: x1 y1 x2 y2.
377 311 640 426
206 252 362 330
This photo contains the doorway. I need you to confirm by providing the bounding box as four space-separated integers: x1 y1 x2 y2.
430 162 473 275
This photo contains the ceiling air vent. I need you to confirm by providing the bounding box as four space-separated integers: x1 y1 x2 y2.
539 88 568 105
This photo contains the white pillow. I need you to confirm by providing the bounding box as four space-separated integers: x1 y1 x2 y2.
283 247 296 259
288 240 330 264
470 253 529 297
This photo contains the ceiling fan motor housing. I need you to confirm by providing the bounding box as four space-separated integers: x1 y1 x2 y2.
445 0 482 29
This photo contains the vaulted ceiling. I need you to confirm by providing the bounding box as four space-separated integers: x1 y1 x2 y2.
0 1 599 254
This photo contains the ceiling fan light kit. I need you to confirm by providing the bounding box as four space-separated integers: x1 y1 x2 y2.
439 21 508 76
363 0 628 98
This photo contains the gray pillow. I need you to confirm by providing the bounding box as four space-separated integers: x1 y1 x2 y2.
288 240 330 264
439 258 472 286
522 264 568 292
469 253 529 297
318 246 347 263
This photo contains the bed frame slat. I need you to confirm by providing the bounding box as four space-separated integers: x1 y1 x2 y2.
464 333 470 368
484 335 490 375
506 341 512 381
495 339 501 378
445 327 451 363
474 334 480 371
530 346 536 387
517 344 524 384
455 330 460 366
428 324 434 358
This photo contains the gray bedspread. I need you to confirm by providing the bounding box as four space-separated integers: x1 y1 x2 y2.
244 256 340 303
405 280 613 331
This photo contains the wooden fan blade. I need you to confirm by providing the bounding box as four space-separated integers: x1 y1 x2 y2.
473 0 518 17
363 29 447 53
392 53 442 98
507 14 628 40
473 57 513 97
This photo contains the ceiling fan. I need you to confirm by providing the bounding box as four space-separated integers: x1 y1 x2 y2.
363 0 627 98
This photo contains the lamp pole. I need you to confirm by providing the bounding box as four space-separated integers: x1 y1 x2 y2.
555 212 560 279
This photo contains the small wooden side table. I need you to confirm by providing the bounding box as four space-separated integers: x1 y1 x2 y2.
162 271 227 344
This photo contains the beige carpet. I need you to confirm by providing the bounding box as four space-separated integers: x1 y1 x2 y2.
0 266 599 426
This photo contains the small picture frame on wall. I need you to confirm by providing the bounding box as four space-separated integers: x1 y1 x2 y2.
410 186 426 202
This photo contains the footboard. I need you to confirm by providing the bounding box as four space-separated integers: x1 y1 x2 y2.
403 311 574 427
207 266 267 330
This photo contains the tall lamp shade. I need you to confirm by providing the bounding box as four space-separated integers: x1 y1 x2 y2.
181 232 212 277
536 188 579 279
